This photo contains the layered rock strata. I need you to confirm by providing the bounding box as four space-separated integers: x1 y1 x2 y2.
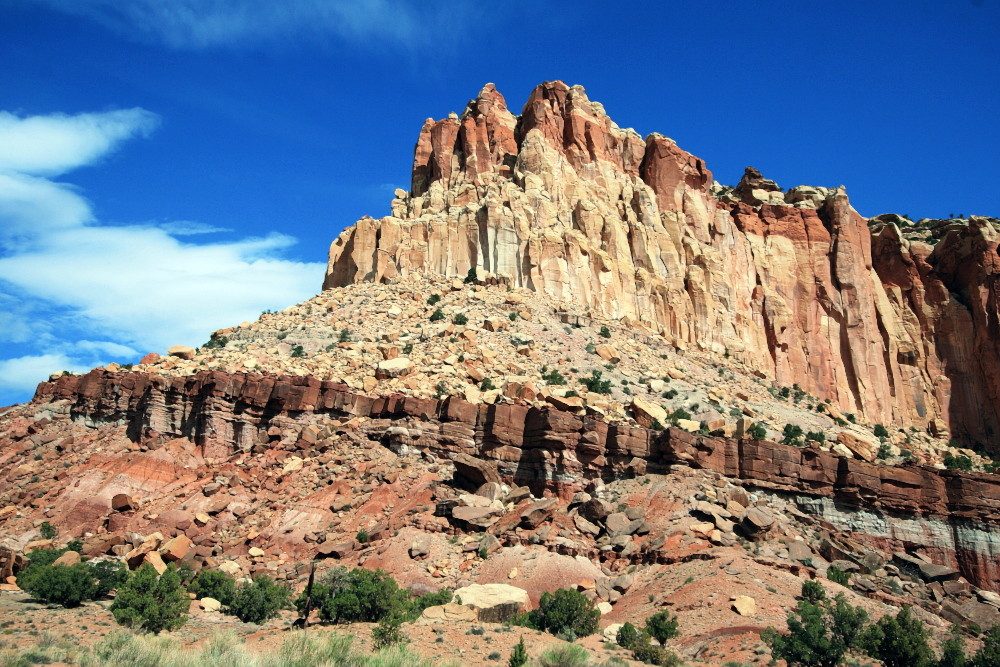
324 81 1000 448
32 369 1000 591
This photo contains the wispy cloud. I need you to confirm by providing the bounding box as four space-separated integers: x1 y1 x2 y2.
30 0 476 51
0 107 324 405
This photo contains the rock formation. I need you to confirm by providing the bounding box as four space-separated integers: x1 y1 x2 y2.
24 369 1000 592
324 81 1000 449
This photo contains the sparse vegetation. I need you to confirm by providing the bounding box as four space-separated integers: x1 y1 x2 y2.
599 325 611 338
747 422 767 440
453 313 469 325
520 588 600 639
188 569 236 606
782 423 804 446
228 575 292 624
429 308 445 322
944 454 973 471
580 370 612 395
111 563 189 633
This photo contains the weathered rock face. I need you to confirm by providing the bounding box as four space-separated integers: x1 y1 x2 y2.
29 370 1000 591
324 80 1000 447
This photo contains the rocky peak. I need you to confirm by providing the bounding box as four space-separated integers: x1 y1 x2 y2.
324 81 1000 448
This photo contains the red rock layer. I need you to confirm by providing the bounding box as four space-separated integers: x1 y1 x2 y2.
33 370 1000 590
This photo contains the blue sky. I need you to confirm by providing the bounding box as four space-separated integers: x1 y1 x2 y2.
1 0 998 405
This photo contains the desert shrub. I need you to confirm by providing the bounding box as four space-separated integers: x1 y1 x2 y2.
229 575 292 624
944 454 974 472
290 345 305 357
464 268 478 284
877 443 893 459
782 423 804 446
805 431 826 444
356 529 370 543
429 308 445 322
372 616 408 650
529 588 600 639
599 326 611 339
453 313 469 325
937 632 967 667
481 378 497 391
509 636 529 667
873 424 889 439
762 592 867 667
538 643 591 667
616 622 643 649
305 567 411 624
542 369 567 385
644 611 679 646
859 606 933 667
747 422 767 440
111 563 188 633
338 328 352 343
827 566 851 587
971 625 1000 667
89 560 128 599
188 570 236 606
427 293 441 306
801 579 826 603
21 562 96 607
669 408 691 423
580 370 611 395
39 522 57 540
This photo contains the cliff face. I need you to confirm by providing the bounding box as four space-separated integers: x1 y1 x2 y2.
27 369 1000 592
324 81 1000 447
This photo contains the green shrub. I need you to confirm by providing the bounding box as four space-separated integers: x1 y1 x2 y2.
464 268 478 284
429 308 445 322
509 636 529 667
307 567 411 624
599 326 611 339
542 369 567 386
747 422 767 441
801 580 826 603
21 562 96 607
669 408 691 423
89 560 127 599
937 633 967 667
580 370 611 395
873 424 889 439
202 336 228 350
427 293 441 306
944 454 974 472
859 606 932 667
827 566 851 587
972 625 1000 667
617 622 642 649
229 575 292 624
481 378 497 391
290 345 305 357
356 529 370 543
877 443 892 459
644 611 679 646
39 522 57 540
762 593 867 667
782 423 804 446
338 328 352 343
453 313 469 325
111 563 188 633
371 616 408 649
529 588 600 638
805 430 826 444
188 570 236 606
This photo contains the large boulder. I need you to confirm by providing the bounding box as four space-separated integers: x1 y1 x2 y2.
454 583 529 622
416 602 478 624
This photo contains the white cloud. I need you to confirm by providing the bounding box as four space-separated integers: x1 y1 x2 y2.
30 0 475 51
0 106 325 403
0 109 159 176
154 220 233 235
0 354 92 395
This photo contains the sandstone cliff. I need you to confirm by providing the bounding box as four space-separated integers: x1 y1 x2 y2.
324 81 1000 449
24 369 1000 592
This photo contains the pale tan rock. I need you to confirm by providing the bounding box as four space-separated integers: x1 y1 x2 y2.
416 602 477 624
595 344 621 363
732 595 757 617
143 551 167 575
200 597 222 612
282 457 304 473
631 397 667 428
376 357 413 379
454 583 529 622
167 345 196 360
51 550 81 567
837 429 880 461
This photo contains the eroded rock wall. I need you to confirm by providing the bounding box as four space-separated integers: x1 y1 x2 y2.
32 369 1000 590
323 81 1000 446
